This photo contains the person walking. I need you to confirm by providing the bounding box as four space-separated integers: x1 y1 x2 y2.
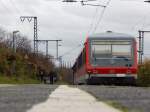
49 71 54 84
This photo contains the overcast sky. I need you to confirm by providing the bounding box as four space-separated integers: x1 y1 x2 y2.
0 0 150 64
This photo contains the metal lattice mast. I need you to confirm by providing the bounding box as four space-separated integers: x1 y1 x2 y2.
56 40 59 59
138 30 150 64
34 17 38 53
46 40 49 57
20 16 38 54
35 39 62 59
138 31 142 64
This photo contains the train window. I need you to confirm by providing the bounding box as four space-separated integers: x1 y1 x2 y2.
112 45 131 57
91 40 132 58
92 41 130 45
92 45 111 54
92 45 111 58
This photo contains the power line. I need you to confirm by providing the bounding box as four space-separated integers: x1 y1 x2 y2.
87 7 99 35
60 44 82 57
81 0 107 7
63 0 111 34
8 0 22 15
10 0 31 37
6 0 31 34
0 0 12 13
92 0 111 33
0 0 29 34
35 39 62 59
120 0 145 3
92 7 105 33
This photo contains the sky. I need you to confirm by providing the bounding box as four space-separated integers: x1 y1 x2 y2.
0 0 150 65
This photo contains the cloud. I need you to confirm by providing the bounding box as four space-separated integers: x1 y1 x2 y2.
0 0 150 63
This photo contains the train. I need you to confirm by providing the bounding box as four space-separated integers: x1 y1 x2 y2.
72 31 138 85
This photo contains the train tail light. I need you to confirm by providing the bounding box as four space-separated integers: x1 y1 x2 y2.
109 70 115 74
87 70 92 74
93 70 98 74
127 70 131 74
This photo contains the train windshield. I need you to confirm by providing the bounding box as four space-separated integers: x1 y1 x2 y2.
91 40 132 59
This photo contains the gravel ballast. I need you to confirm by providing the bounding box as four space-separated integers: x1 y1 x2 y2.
0 84 58 112
78 85 150 112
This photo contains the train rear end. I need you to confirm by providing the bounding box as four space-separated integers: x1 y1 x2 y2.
86 33 138 85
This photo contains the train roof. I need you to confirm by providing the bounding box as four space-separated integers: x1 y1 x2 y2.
88 31 135 39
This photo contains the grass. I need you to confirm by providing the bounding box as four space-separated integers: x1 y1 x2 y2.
81 90 129 112
55 80 70 85
105 101 143 112
105 101 129 112
0 76 40 84
0 49 41 84
137 59 150 87
86 90 143 112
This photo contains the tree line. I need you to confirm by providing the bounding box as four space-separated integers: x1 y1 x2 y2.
0 27 55 83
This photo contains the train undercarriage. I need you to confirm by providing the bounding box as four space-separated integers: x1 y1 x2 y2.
76 74 137 86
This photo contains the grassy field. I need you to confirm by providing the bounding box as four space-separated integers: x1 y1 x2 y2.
0 75 40 84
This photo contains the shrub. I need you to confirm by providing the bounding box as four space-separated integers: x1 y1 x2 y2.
137 59 150 86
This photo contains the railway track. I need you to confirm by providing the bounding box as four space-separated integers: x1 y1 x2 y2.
78 85 150 112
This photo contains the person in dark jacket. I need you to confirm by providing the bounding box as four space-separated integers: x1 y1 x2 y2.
39 69 45 82
49 71 54 84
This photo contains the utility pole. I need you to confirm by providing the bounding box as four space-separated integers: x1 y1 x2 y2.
46 40 48 57
12 31 19 54
59 56 62 68
138 30 150 64
35 39 62 59
13 31 19 53
12 30 19 76
20 16 38 54
56 40 62 60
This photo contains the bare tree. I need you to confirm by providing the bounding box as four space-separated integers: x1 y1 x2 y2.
0 28 7 48
3 33 13 48
15 35 32 53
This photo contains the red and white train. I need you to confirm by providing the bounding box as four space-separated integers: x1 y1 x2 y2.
72 31 138 85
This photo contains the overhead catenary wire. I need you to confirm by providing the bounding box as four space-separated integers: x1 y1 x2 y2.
87 6 99 35
60 44 83 58
0 0 12 13
92 0 111 33
87 0 109 35
0 0 21 31
7 0 34 40
122 0 149 30
120 0 145 3
0 0 29 34
131 12 149 31
92 7 105 33
8 0 22 15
